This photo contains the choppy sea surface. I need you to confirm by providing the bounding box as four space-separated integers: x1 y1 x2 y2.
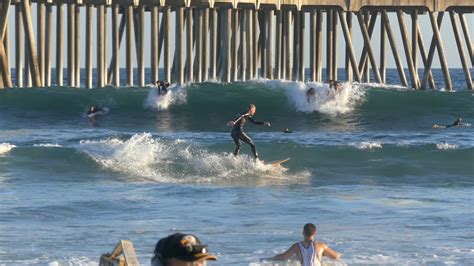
0 69 473 265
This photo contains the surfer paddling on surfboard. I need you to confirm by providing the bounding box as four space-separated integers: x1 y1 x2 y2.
432 117 463 129
227 104 271 160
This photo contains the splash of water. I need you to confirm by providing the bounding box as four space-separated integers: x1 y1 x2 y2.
77 133 309 184
144 84 188 110
0 143 16 155
353 141 383 150
436 142 459 150
250 79 366 115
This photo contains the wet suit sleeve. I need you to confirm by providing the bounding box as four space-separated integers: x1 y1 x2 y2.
248 116 265 125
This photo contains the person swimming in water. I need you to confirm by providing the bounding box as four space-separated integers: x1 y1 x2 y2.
156 80 170 95
227 104 271 160
432 117 463 129
306 87 316 103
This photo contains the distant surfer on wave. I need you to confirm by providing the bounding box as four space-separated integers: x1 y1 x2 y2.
156 80 170 95
86 105 108 126
432 117 463 129
87 106 102 116
227 104 271 160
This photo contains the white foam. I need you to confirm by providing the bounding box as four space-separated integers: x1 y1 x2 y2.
436 142 459 150
360 82 408 90
353 141 383 150
33 143 63 148
78 133 309 184
0 143 16 155
144 84 187 110
252 79 366 116
48 257 96 266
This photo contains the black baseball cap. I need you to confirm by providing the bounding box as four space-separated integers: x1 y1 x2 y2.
153 233 217 263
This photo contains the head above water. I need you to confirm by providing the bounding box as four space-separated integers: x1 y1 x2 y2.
303 223 317 240
247 104 256 115
152 233 217 266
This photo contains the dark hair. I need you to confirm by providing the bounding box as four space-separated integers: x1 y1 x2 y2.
303 223 317 236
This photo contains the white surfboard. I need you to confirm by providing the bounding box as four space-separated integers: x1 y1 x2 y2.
266 157 291 166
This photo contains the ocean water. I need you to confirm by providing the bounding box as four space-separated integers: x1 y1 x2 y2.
0 69 473 265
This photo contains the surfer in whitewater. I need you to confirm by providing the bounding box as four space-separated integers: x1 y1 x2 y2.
156 80 170 95
327 80 343 97
306 87 316 103
86 106 104 116
432 117 463 129
227 104 271 160
86 105 107 127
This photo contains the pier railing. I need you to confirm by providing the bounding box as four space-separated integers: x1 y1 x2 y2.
0 0 472 90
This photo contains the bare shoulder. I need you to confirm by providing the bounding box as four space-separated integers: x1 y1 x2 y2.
315 241 328 249
316 241 341 260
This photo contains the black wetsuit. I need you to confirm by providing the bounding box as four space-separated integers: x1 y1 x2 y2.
157 81 168 95
231 112 265 159
446 119 462 128
87 107 102 116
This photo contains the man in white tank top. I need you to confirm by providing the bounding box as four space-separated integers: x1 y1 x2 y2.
268 223 341 266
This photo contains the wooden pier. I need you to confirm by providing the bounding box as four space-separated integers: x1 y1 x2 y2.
0 0 472 90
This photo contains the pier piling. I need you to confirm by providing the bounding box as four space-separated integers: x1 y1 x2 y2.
0 1 472 90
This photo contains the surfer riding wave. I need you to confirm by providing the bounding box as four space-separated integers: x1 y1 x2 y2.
227 104 271 160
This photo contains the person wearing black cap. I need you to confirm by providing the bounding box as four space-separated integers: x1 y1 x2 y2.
151 233 217 266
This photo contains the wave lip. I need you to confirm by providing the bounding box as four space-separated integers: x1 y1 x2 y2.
0 143 16 155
